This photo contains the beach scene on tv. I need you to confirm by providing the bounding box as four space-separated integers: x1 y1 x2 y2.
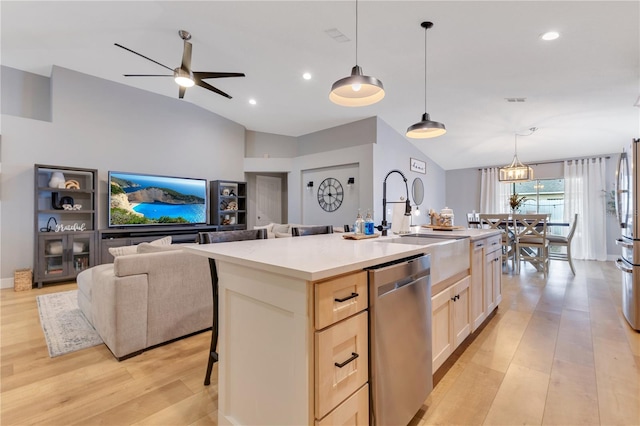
109 172 207 226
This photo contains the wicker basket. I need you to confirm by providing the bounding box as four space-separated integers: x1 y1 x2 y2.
14 268 33 291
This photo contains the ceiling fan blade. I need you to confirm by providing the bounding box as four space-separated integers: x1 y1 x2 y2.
114 43 174 72
179 85 187 99
181 40 192 72
123 74 172 77
194 72 245 80
195 80 232 99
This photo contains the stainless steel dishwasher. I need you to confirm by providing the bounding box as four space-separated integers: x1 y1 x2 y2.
367 253 432 426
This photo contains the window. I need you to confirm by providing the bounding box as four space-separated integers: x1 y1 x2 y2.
511 179 565 223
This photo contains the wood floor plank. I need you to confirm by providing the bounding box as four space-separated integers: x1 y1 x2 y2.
482 363 550 425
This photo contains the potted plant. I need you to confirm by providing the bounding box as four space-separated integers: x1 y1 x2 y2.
509 192 527 213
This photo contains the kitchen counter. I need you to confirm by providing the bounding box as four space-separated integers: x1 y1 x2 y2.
183 227 500 282
184 227 500 426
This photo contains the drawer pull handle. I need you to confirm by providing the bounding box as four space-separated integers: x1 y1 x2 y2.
335 352 359 368
335 292 358 303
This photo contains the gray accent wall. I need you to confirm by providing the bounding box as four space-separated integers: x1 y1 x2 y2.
1 66 246 285
1 66 52 122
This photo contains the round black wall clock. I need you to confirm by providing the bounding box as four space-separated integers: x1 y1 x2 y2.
317 178 344 212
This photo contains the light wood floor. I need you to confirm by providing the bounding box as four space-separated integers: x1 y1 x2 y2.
1 260 638 425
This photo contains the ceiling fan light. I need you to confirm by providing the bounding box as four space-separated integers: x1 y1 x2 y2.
330 66 385 107
406 113 447 139
174 68 194 87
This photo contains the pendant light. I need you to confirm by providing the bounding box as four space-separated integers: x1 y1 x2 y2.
406 21 446 139
499 133 534 182
329 0 385 107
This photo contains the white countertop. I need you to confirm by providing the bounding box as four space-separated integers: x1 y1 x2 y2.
184 227 500 281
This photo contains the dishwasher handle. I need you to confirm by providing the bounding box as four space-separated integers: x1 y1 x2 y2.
377 274 426 298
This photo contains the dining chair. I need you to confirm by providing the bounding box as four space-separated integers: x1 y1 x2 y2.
513 214 549 277
467 213 481 229
547 213 578 275
479 214 515 269
198 228 268 386
291 225 334 237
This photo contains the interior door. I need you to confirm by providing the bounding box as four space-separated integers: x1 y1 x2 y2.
256 175 282 226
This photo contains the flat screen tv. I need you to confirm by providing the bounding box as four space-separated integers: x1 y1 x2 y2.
108 171 208 227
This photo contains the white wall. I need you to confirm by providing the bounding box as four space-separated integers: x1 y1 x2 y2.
1 66 246 285
375 118 445 226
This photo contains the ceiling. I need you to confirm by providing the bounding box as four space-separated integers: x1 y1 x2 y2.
2 1 639 170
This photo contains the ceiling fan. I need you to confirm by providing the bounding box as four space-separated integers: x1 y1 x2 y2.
115 30 245 99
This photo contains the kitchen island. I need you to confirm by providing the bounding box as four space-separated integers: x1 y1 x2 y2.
185 227 500 425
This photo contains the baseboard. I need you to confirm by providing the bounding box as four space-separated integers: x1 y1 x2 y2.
1 277 14 289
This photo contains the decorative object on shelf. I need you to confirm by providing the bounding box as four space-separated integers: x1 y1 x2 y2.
55 222 87 232
329 0 385 107
499 128 537 182
51 193 75 210
229 189 236 196
222 188 230 196
410 158 427 174
406 22 446 139
49 171 66 188
64 179 80 189
317 178 344 212
40 217 58 232
226 201 238 211
230 217 236 225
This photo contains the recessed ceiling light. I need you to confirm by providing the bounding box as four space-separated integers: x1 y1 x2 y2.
540 31 560 41
249 99 257 105
303 72 312 80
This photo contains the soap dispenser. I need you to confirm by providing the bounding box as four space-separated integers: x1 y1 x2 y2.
364 209 375 235
354 210 365 234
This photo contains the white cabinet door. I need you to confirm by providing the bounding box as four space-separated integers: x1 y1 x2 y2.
470 240 486 331
432 287 453 372
452 276 471 348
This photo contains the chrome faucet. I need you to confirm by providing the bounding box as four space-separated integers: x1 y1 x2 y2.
377 169 412 236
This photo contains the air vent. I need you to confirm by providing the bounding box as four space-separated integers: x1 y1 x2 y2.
505 97 527 103
325 28 350 43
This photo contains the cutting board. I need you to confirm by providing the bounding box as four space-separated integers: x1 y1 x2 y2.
422 225 466 231
342 233 381 240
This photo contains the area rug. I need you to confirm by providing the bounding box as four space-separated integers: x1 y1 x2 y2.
36 290 103 357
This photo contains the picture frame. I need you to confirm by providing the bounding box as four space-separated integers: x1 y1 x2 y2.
410 158 426 174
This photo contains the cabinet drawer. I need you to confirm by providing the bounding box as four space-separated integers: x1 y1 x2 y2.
486 235 502 253
315 271 367 330
315 311 369 419
316 384 369 426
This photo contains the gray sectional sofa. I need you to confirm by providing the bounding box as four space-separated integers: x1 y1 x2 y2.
76 242 212 360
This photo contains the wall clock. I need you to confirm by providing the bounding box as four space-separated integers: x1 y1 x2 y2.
317 178 344 212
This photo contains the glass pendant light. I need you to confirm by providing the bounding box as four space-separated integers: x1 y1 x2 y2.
406 21 446 139
329 0 384 107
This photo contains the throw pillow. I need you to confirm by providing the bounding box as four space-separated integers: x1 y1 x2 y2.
272 223 290 234
108 236 172 257
136 243 182 254
149 236 172 246
108 245 138 257
254 223 275 239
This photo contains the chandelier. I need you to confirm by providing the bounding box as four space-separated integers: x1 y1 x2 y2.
499 131 535 182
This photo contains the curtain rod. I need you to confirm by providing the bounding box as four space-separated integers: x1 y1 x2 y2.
479 154 611 170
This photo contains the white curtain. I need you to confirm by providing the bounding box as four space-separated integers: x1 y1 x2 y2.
480 168 511 213
564 157 607 261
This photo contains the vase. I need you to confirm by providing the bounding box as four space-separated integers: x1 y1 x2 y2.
49 172 65 188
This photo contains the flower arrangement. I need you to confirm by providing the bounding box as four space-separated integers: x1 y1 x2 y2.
509 193 527 211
